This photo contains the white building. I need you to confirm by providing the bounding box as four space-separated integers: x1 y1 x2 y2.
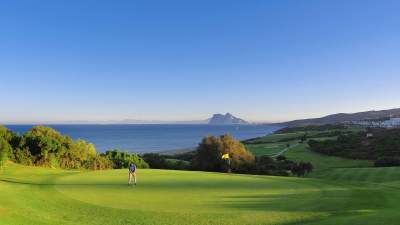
382 118 400 128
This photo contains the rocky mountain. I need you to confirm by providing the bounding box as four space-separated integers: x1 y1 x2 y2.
276 108 400 127
208 113 249 125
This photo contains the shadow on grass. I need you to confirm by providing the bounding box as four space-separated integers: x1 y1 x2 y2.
214 187 384 214
212 190 385 225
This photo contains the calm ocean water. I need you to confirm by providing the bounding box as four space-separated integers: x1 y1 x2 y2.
6 124 280 153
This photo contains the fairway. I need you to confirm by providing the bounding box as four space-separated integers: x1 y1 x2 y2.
246 143 293 156
1 163 400 225
283 144 373 172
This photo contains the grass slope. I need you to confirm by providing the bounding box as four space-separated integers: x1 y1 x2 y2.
283 144 373 172
311 166 400 183
1 162 400 225
246 142 297 156
245 129 373 172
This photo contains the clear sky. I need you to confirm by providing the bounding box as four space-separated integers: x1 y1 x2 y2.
1 0 400 123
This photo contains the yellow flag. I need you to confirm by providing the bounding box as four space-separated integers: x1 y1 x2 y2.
221 153 230 159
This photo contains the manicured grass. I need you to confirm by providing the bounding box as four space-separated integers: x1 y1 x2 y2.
245 126 363 145
246 142 296 156
2 162 400 225
245 132 306 143
283 144 373 172
311 166 400 183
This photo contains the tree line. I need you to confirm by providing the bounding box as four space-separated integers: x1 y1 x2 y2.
308 128 400 167
0 125 313 176
143 135 313 177
0 125 147 170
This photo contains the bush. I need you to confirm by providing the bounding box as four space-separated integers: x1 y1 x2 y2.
192 134 255 172
13 148 33 166
0 126 20 150
375 157 400 167
276 155 286 161
0 125 111 170
254 155 276 173
82 155 113 170
165 159 191 170
291 162 313 177
141 153 167 169
165 151 196 162
252 156 299 176
102 150 149 169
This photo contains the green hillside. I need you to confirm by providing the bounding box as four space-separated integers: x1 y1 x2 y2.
244 127 373 172
284 144 373 171
310 166 400 183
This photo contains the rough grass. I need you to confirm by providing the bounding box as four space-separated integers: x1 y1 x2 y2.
1 162 400 225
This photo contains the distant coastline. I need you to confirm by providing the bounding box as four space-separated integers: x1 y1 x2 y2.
6 124 280 153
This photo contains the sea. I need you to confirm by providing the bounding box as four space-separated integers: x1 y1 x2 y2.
5 124 281 153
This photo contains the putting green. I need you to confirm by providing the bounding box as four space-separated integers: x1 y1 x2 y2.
1 163 400 225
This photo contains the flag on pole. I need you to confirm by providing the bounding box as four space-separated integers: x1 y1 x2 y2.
221 153 230 159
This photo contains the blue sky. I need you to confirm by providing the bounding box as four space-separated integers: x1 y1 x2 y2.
1 0 400 123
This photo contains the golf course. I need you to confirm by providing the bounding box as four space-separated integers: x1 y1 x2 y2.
1 125 400 225
1 159 400 225
3 1 400 224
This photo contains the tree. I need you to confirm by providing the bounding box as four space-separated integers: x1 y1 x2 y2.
0 137 12 167
22 134 61 166
141 153 168 169
0 125 117 170
254 155 276 174
192 136 221 171
192 134 255 172
0 126 20 153
74 139 97 161
0 126 16 142
102 150 149 169
18 126 105 169
375 157 400 167
276 155 286 161
82 155 113 170
300 133 307 143
291 162 313 177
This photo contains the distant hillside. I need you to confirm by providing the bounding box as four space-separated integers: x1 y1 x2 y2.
208 113 249 125
277 108 400 127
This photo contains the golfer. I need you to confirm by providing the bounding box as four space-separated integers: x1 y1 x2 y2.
128 163 137 186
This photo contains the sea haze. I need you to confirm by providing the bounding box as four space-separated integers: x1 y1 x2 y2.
6 124 280 153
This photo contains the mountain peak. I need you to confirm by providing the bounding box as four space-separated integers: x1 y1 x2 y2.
208 113 249 125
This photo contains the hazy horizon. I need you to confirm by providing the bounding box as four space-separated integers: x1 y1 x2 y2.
1 1 400 123
2 106 400 125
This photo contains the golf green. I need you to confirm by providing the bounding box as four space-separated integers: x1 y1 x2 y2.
1 163 400 225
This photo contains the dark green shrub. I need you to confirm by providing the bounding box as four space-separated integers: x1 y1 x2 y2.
165 159 191 170
375 157 400 167
102 150 149 169
291 162 313 177
141 153 167 169
276 155 286 161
